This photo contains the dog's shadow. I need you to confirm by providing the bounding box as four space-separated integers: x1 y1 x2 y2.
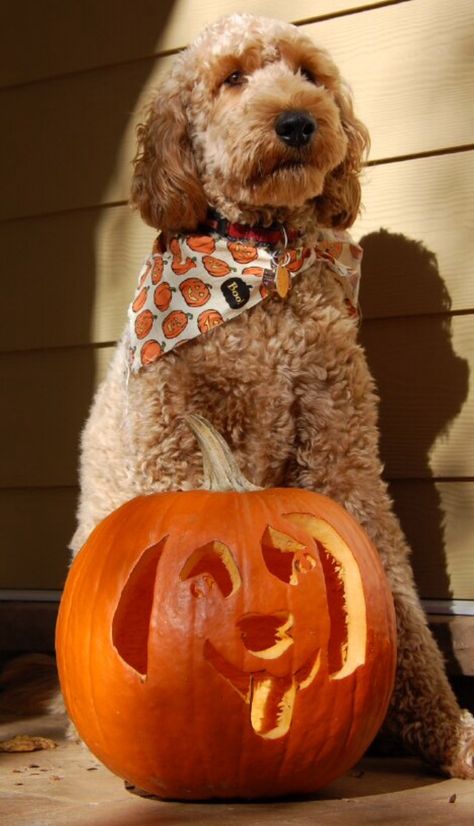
358 229 469 627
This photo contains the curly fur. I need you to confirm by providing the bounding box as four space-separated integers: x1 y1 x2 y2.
74 13 473 777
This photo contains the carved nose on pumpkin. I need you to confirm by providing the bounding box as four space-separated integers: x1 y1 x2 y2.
237 612 294 660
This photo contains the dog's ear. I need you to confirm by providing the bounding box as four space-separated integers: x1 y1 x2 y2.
315 86 369 229
130 80 208 232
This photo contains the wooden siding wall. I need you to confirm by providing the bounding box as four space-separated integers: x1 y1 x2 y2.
1 0 473 605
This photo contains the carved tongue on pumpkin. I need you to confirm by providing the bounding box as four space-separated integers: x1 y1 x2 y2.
204 640 321 740
249 673 297 739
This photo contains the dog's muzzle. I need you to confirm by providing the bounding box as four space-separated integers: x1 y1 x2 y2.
275 110 318 148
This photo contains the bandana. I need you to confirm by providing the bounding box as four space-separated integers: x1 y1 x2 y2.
127 222 363 372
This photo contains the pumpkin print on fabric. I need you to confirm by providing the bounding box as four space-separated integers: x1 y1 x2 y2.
140 339 164 366
179 278 211 307
202 255 235 277
187 235 216 254
242 266 265 278
153 283 174 312
127 230 363 372
134 309 156 340
171 257 197 276
151 257 164 284
198 308 224 333
56 416 396 801
132 286 149 313
162 310 192 339
227 241 258 264
286 248 308 273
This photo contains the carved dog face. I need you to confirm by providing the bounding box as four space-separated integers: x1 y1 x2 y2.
113 510 367 740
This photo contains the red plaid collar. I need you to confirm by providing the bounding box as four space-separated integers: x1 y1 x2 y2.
202 210 301 247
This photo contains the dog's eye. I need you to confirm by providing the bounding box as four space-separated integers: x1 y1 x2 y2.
223 70 246 87
300 67 318 85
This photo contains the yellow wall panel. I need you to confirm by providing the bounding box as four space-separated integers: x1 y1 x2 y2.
361 315 473 479
2 151 471 353
355 152 474 318
1 0 473 221
1 0 473 597
0 347 112 489
1 0 376 86
2 478 472 596
1 314 472 488
0 488 76 589
390 481 474 600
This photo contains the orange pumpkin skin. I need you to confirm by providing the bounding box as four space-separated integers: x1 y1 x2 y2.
134 309 155 339
197 308 224 333
227 241 258 264
162 310 191 338
179 277 211 307
139 339 163 365
56 486 396 801
153 282 173 311
202 255 234 277
187 235 216 254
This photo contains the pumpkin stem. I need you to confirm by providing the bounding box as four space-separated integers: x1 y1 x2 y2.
185 414 262 493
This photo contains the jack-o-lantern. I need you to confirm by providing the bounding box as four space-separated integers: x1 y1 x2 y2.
153 282 174 311
202 255 235 277
179 277 211 307
162 309 191 339
227 241 258 264
186 235 216 254
56 416 396 800
197 308 224 333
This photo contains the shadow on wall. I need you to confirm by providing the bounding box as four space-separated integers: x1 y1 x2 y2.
46 2 178 580
358 229 469 604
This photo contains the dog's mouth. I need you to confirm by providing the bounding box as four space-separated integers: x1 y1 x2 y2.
204 638 321 740
273 159 307 172
245 156 309 190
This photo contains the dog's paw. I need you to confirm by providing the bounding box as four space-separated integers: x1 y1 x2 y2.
442 710 474 779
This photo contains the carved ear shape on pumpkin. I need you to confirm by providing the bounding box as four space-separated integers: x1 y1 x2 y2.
112 537 168 678
285 513 367 680
130 77 208 233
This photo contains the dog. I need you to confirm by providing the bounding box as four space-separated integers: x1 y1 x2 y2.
71 13 473 777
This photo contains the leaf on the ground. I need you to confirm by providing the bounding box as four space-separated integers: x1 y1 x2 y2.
0 735 57 753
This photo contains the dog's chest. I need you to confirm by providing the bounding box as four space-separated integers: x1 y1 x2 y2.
126 268 355 490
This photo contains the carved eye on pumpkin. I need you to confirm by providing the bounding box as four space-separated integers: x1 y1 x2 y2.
261 526 316 585
179 540 242 599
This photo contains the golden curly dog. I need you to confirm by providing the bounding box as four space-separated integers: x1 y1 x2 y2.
72 14 473 777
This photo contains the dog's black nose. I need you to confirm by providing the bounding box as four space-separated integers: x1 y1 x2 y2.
275 110 317 147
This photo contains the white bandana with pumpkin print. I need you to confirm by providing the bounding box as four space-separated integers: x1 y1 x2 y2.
127 229 363 372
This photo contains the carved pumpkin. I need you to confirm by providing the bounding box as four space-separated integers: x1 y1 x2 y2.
179 277 211 307
150 257 164 284
227 241 258 264
171 256 197 276
139 339 164 365
162 310 191 339
197 308 224 333
202 255 235 277
56 417 396 800
153 282 174 311
187 235 216 254
131 286 149 313
242 265 265 277
134 309 155 339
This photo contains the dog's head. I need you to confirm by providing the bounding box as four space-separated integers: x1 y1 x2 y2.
131 14 369 232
